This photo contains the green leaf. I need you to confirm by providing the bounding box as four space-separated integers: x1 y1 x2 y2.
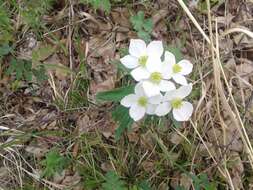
81 0 111 13
96 85 134 102
130 11 145 31
137 180 153 190
0 44 12 57
166 46 183 62
32 44 56 62
137 30 151 43
102 171 127 190
32 65 48 82
112 105 133 140
41 150 69 178
130 11 153 42
143 19 153 33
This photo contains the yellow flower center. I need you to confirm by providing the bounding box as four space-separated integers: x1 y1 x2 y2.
171 98 183 109
173 64 182 73
138 55 148 67
138 96 148 107
150 72 162 84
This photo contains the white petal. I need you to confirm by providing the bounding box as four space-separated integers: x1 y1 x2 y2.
146 41 164 57
164 51 176 66
120 55 139 69
175 83 192 99
172 101 193 121
129 39 147 57
172 74 188 85
131 67 150 81
178 59 193 75
142 81 160 97
163 83 192 101
163 89 178 101
159 80 176 92
134 82 145 96
155 102 172 116
146 56 162 73
146 104 157 115
161 62 172 79
148 94 163 104
120 94 138 107
129 104 146 121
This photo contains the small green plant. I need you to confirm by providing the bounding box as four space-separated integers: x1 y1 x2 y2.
21 0 55 30
130 11 153 42
197 0 220 13
192 173 216 190
102 171 127 190
96 85 134 140
80 0 111 13
41 150 70 178
0 1 13 43
6 58 48 82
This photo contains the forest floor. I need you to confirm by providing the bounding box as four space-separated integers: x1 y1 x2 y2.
1 0 253 189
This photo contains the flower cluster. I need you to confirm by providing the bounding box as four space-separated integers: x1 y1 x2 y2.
120 39 193 122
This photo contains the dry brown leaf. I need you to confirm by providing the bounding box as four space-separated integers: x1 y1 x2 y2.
25 146 48 158
236 60 253 88
170 132 183 145
230 152 244 189
90 77 115 95
152 9 168 25
180 173 192 190
111 8 131 28
45 54 68 80
101 162 114 172
141 161 155 172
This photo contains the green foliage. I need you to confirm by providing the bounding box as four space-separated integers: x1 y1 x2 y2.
112 105 133 140
165 46 183 62
21 0 55 30
137 180 152 190
102 171 127 190
67 75 89 109
197 0 219 13
6 58 48 82
0 1 13 43
41 150 70 178
96 85 134 102
192 174 216 190
96 85 135 140
80 0 111 13
0 44 12 58
130 11 153 43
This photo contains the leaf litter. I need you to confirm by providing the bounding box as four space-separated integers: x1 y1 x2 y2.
1 0 253 189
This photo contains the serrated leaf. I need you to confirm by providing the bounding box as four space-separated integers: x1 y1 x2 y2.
112 105 133 140
96 85 134 102
143 19 153 33
130 11 153 42
81 0 111 13
137 30 151 43
166 46 183 62
0 44 12 57
102 171 127 190
32 44 56 62
41 150 69 178
137 180 153 190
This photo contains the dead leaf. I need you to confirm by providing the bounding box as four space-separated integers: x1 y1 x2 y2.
25 146 48 158
180 173 192 190
90 77 115 95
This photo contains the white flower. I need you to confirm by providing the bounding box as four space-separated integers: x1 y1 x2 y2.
120 39 164 81
155 84 193 121
164 51 193 85
141 56 176 97
120 82 162 121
